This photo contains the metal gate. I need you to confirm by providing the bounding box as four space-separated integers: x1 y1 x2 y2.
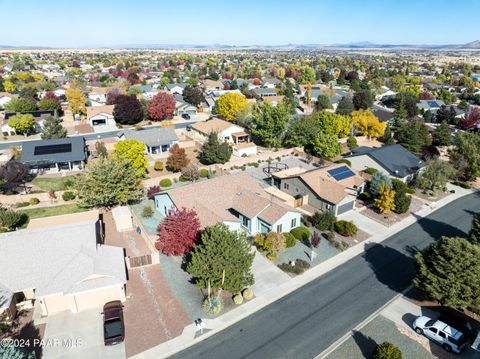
129 254 152 268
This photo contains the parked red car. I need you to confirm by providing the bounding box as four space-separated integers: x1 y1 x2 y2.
103 301 125 345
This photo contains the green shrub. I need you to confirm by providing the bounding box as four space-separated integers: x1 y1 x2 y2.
203 296 223 316
242 288 254 300
372 342 403 359
62 191 76 201
290 226 311 241
159 178 172 188
179 175 189 182
334 220 357 237
0 209 25 230
14 201 30 208
326 231 335 241
142 206 154 218
346 136 358 149
452 180 471 189
154 161 164 171
335 158 352 166
310 211 336 231
278 259 311 275
29 197 40 205
358 191 372 201
233 294 244 305
199 169 209 178
364 167 379 175
283 232 297 248
266 252 277 260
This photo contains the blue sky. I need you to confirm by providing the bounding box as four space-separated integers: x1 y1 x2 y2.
1 0 478 47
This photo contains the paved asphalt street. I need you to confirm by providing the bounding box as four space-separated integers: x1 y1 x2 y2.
171 193 480 359
0 120 197 150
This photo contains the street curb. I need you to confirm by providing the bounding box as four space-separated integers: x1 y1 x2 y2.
133 187 477 359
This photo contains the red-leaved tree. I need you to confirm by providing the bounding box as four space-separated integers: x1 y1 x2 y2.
155 208 200 255
459 107 480 130
148 92 176 121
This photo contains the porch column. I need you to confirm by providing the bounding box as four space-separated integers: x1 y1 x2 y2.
55 163 59 172
40 299 48 317
68 161 72 171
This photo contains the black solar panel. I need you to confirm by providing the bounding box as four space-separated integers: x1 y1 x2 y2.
328 166 349 176
34 143 72 156
327 166 355 181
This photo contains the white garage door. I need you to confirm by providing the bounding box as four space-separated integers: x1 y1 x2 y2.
44 295 72 314
74 287 122 312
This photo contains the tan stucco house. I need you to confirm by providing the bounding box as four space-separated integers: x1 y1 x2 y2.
0 219 126 320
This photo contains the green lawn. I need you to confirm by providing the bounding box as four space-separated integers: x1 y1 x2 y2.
30 176 77 191
18 203 89 227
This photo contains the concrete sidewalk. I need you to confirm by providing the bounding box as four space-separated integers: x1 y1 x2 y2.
133 184 476 359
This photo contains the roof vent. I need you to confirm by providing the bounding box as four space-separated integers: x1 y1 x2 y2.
236 192 242 196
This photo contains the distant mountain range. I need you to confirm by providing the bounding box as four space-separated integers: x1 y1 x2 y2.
1 41 480 50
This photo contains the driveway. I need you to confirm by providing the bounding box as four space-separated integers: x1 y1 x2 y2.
103 212 190 357
251 249 290 297
41 307 125 359
382 296 480 359
337 208 387 235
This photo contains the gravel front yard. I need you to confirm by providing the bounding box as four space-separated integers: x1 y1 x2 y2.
360 197 425 227
326 315 435 359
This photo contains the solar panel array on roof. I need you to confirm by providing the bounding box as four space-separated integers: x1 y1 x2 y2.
34 143 72 156
327 165 355 181
427 101 439 108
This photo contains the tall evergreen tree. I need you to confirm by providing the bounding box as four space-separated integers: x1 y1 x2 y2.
188 223 255 293
200 132 232 164
432 121 452 146
380 123 395 145
41 116 67 140
415 236 480 308
335 96 354 115
467 213 480 246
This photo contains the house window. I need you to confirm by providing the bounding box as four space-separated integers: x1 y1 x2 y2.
239 214 250 230
276 224 282 233
164 206 167 215
284 183 289 190
291 218 296 228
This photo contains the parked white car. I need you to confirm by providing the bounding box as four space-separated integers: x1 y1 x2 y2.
413 316 467 353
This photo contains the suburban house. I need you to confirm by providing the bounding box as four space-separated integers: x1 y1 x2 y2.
154 172 301 235
2 110 56 135
86 105 116 129
346 144 426 182
0 219 126 320
201 79 224 91
164 83 188 95
20 137 88 173
87 87 108 106
173 94 197 117
191 118 257 156
0 92 17 108
260 95 285 106
417 99 445 115
252 87 278 98
271 163 366 216
117 127 178 156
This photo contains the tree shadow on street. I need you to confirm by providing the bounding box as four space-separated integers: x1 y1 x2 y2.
352 330 378 359
412 213 468 240
362 243 415 294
